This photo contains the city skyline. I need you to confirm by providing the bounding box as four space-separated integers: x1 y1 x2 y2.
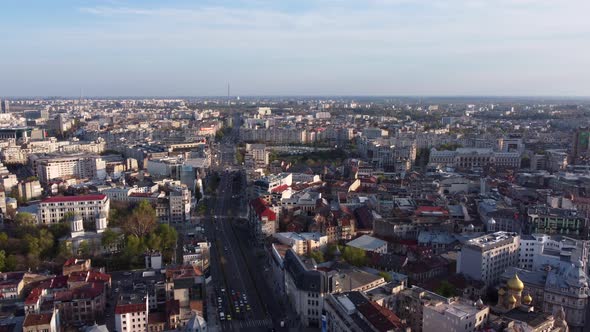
1 0 589 97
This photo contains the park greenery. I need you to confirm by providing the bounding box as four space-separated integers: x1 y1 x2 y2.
0 199 178 272
0 222 71 272
325 244 369 267
436 142 462 151
309 250 325 263
103 200 178 270
271 148 348 167
435 280 458 297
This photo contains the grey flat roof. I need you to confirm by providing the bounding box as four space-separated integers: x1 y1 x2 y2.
346 235 387 251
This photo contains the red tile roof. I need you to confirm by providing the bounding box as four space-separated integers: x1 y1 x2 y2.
166 299 180 316
148 312 167 325
67 270 110 284
115 303 146 315
49 276 68 289
25 288 43 305
250 198 276 221
357 301 404 332
23 312 53 327
41 194 107 203
270 184 289 193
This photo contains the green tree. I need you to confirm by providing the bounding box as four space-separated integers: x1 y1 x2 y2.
101 229 120 248
437 143 462 151
38 229 54 257
0 233 8 248
0 250 6 272
236 150 245 164
309 250 325 263
14 212 36 225
197 204 207 216
5 254 17 271
215 129 225 141
342 246 368 267
57 242 73 261
124 235 145 257
122 200 157 237
146 233 162 251
78 241 91 257
155 224 177 251
49 223 71 239
435 280 457 298
378 271 392 282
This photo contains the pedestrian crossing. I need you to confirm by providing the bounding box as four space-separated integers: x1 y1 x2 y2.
238 318 273 328
222 318 273 330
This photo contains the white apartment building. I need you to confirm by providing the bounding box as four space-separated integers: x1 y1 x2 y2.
457 232 520 286
38 194 110 225
31 154 106 183
519 234 589 272
115 294 149 332
423 299 489 332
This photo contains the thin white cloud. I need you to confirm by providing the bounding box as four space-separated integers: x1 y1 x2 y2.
2 0 590 95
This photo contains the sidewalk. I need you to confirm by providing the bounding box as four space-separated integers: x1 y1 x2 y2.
205 282 221 332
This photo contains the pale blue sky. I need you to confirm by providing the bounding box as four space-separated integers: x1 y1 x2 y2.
1 0 589 96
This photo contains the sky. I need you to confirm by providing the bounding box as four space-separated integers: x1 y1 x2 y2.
0 0 589 97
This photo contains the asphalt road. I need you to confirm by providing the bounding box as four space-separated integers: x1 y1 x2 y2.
204 124 292 331
205 171 275 331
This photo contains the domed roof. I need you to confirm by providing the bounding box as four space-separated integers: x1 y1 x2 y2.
507 274 524 291
498 288 506 295
523 293 533 305
507 295 517 304
489 218 496 224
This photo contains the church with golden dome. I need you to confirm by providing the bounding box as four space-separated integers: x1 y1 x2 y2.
494 274 532 313
489 273 570 332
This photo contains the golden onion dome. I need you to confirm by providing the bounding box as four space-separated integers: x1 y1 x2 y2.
507 274 524 291
523 294 533 305
507 295 517 304
498 288 506 295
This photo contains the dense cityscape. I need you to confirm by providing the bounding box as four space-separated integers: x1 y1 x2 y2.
0 97 587 332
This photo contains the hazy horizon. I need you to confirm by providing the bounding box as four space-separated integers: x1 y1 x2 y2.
2 0 589 97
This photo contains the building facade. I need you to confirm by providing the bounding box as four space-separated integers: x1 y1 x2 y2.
38 194 110 225
457 232 520 286
115 294 149 332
